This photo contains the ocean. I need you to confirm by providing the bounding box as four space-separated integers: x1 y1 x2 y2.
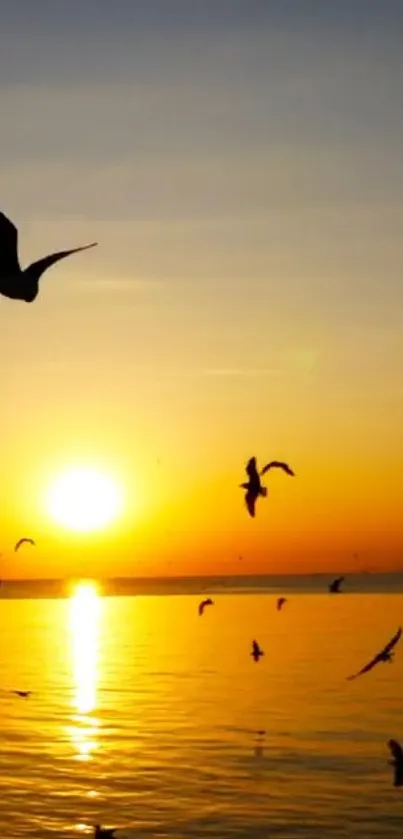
0 575 402 837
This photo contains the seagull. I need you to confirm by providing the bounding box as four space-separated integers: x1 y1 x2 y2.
12 690 31 698
387 739 403 787
0 211 97 303
240 457 294 517
329 575 344 593
94 828 117 839
347 627 402 681
251 639 264 662
198 597 214 616
14 538 35 553
277 597 287 611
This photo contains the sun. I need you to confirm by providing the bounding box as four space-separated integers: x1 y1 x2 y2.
46 467 122 533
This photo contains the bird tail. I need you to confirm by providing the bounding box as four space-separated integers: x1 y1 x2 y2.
260 487 267 497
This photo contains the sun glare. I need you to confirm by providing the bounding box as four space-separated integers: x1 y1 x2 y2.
69 581 101 760
46 466 122 532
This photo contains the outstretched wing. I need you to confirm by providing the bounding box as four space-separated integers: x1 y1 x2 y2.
347 654 379 681
26 243 97 279
14 538 35 552
245 490 256 517
381 627 402 657
0 211 20 276
347 629 401 680
261 461 295 476
252 640 259 656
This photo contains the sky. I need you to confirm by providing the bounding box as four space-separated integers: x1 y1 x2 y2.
1 0 403 578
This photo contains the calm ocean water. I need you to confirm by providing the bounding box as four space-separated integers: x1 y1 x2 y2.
0 578 403 837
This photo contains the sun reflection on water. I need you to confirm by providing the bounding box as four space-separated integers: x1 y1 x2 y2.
69 581 101 760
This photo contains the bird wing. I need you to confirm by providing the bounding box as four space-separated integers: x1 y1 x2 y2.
14 538 35 552
198 601 206 615
0 212 20 276
246 457 258 479
26 243 97 278
261 461 295 476
347 655 379 680
245 490 256 517
382 626 402 656
346 629 401 680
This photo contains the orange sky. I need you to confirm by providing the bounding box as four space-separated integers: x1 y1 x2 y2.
1 3 403 578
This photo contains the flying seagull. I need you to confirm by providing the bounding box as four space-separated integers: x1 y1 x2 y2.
347 627 402 681
277 597 287 611
251 639 264 662
329 575 344 593
198 597 214 616
240 457 294 517
14 538 35 553
387 739 403 787
12 690 31 698
94 827 117 839
0 211 97 303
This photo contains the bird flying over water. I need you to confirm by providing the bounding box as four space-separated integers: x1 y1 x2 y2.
387 739 403 787
94 827 117 839
251 639 264 662
12 690 31 698
347 627 402 681
329 575 344 593
240 457 294 517
277 597 287 611
198 597 214 616
0 211 97 303
14 538 35 552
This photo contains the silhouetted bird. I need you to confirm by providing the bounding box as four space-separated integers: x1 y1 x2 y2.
94 828 117 839
12 690 31 698
251 639 264 662
347 627 402 681
329 575 344 593
0 211 97 303
277 597 287 611
240 457 294 517
198 597 214 616
387 739 403 787
14 537 35 552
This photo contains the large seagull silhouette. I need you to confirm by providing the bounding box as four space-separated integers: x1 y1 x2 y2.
0 211 97 302
240 457 294 517
347 627 402 681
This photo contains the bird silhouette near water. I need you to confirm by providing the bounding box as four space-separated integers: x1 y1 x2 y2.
251 639 264 662
198 597 214 616
387 739 403 787
329 575 344 593
277 597 287 611
240 457 294 517
14 537 35 553
347 627 402 681
12 690 31 698
0 211 97 303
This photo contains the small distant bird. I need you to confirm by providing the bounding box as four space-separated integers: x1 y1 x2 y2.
347 627 402 681
329 575 344 593
12 690 31 698
94 827 117 839
251 639 264 662
240 457 294 517
14 538 35 553
198 597 214 616
387 739 403 787
277 597 287 611
0 211 97 303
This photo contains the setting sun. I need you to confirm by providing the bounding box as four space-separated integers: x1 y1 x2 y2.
45 467 122 533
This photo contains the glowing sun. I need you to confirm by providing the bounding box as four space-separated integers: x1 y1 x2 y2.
46 467 122 533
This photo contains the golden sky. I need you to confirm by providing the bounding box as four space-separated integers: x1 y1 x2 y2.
1 2 403 577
